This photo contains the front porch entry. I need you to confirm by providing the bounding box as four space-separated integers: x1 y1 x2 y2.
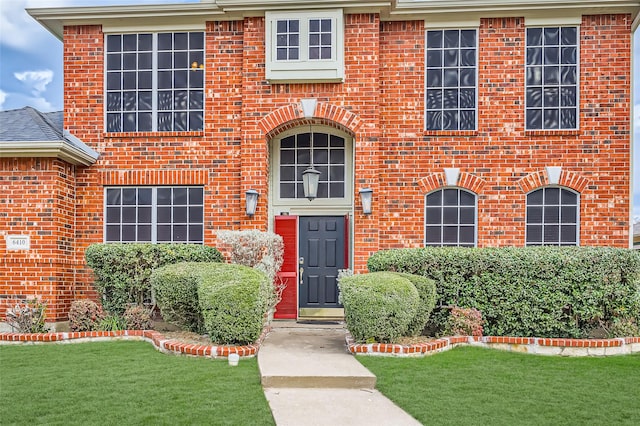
270 126 354 321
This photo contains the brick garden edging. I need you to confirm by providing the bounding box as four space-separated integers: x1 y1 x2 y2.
0 328 270 359
346 334 640 357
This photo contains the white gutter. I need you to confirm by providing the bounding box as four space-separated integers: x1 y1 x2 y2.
0 140 99 167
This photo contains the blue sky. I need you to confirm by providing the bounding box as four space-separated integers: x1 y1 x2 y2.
1 0 639 221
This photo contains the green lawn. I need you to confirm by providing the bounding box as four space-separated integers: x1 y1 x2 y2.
358 346 640 426
0 341 274 425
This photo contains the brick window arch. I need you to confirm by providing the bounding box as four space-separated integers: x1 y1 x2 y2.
526 186 579 246
425 188 476 247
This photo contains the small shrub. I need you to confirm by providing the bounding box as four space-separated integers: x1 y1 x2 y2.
98 314 127 331
444 307 484 336
606 317 640 338
394 273 437 336
217 230 284 314
123 305 153 330
85 243 224 314
6 299 47 333
197 263 272 345
69 299 105 332
150 262 206 332
338 272 419 343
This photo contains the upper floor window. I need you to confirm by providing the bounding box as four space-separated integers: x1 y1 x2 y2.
425 29 477 131
525 27 578 130
279 132 345 199
105 32 204 132
265 10 344 82
526 187 579 246
425 188 476 247
105 186 204 243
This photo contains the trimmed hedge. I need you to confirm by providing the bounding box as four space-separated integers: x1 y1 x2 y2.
197 263 272 345
150 262 207 333
338 272 420 343
85 243 224 314
367 246 640 338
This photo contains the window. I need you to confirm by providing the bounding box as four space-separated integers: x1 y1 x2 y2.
425 188 476 247
105 32 204 132
265 10 344 82
525 27 578 130
279 132 345 199
526 187 578 245
105 187 204 243
425 29 477 131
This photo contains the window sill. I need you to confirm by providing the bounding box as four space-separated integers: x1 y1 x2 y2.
525 130 580 137
422 130 478 137
103 131 204 139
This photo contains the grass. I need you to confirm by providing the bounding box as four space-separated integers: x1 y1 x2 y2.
358 346 640 426
0 341 274 425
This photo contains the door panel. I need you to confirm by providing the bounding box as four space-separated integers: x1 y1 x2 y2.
299 216 345 309
274 216 298 319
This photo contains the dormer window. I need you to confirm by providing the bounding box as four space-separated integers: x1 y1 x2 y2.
266 10 344 83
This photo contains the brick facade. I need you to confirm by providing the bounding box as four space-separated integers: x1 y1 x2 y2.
1 4 633 324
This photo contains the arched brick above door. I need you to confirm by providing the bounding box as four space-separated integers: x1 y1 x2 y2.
258 101 362 139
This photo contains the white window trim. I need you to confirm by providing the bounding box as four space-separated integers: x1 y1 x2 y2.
524 25 580 131
424 187 478 247
423 27 479 132
103 186 205 244
104 31 205 133
525 186 580 246
265 9 344 83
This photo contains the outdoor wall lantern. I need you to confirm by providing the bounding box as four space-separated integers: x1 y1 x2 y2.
245 189 259 216
359 188 373 215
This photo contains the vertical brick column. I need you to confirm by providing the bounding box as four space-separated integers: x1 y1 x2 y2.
347 14 381 271
240 17 270 230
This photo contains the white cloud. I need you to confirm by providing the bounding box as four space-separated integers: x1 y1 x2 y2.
0 90 6 109
14 69 54 96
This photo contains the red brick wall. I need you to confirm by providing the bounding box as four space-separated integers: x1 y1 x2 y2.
1 12 631 322
0 158 76 321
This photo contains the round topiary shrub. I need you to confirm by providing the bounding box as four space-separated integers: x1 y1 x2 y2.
394 273 437 336
338 272 419 343
68 299 105 332
150 262 208 333
197 263 271 345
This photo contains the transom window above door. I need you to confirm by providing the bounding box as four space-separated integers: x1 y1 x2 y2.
279 132 346 199
105 32 204 132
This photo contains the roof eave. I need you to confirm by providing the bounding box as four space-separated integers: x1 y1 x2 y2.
389 0 640 20
27 3 226 39
0 141 99 167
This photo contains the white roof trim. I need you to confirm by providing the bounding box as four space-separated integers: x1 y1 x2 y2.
0 140 99 167
27 0 640 39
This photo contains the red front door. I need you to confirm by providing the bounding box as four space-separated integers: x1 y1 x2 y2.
274 215 298 319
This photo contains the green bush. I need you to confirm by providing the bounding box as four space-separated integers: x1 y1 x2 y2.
338 272 419 343
197 263 272 345
150 262 208 333
367 246 640 338
85 243 223 314
394 273 437 336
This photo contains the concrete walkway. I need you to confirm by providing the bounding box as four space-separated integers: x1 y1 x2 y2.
258 321 421 426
